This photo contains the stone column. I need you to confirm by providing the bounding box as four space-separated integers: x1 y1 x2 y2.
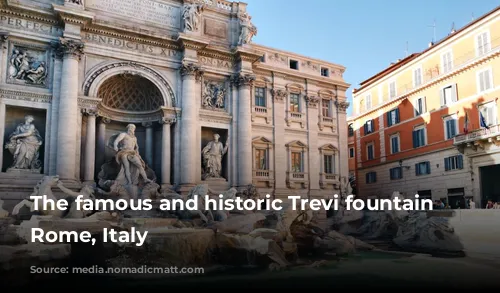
235 74 255 187
179 64 202 189
83 109 97 183
336 99 350 193
0 102 5 171
95 117 110 178
271 89 288 199
54 38 84 181
160 117 176 187
143 122 154 166
306 96 321 194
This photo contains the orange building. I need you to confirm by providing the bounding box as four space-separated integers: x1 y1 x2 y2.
349 6 500 208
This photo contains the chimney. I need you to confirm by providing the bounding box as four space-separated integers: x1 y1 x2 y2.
428 41 434 48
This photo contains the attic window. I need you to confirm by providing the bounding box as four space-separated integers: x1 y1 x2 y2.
289 59 298 70
321 67 329 77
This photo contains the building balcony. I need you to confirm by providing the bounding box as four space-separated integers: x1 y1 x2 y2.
252 169 274 188
285 111 306 128
251 105 272 124
319 173 340 189
454 124 500 151
286 171 308 189
318 116 337 132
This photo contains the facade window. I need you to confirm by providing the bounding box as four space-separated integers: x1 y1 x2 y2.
364 119 375 135
254 148 268 170
349 147 354 158
289 59 299 70
412 125 426 148
444 114 458 140
413 67 422 87
389 81 397 99
414 97 426 116
366 94 372 110
479 102 497 127
390 134 400 154
322 99 331 117
378 85 383 104
366 172 377 184
444 155 463 171
323 154 335 174
390 167 403 180
387 108 400 127
255 87 266 107
289 93 300 112
441 51 453 73
348 124 354 137
321 67 329 77
291 151 302 172
417 190 432 200
476 31 491 56
366 143 374 160
477 68 493 93
440 84 457 106
415 161 431 176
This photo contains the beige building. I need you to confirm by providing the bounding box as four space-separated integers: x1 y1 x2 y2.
0 0 350 210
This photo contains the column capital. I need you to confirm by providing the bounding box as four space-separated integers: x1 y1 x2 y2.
53 37 84 60
81 108 98 116
142 122 153 128
271 89 287 103
306 95 320 108
99 116 111 124
0 32 9 44
232 73 256 87
160 117 177 125
180 62 203 81
335 99 350 113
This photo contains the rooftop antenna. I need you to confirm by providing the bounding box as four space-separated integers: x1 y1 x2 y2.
450 22 456 34
405 41 409 57
471 13 475 21
428 19 436 42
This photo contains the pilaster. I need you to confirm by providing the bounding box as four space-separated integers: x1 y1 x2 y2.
336 99 350 193
306 95 320 193
271 88 288 197
160 117 176 188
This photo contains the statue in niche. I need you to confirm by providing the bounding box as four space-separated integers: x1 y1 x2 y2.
238 12 257 45
182 1 204 32
97 124 159 200
203 80 226 109
4 115 43 172
202 133 229 180
8 48 47 86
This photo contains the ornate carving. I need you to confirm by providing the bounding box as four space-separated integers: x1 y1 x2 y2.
182 1 204 32
7 46 48 86
53 37 84 60
180 63 203 81
335 100 350 113
202 80 226 110
267 53 287 65
142 122 153 128
0 32 8 44
237 12 257 45
4 115 43 173
0 89 52 104
81 108 97 116
160 117 177 125
305 95 320 108
232 73 255 87
65 0 84 5
271 89 287 103
301 60 319 71
100 116 111 124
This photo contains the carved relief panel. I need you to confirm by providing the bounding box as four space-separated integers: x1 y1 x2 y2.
6 43 50 88
202 79 226 110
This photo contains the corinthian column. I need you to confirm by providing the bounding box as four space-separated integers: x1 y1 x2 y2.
83 109 97 183
95 116 110 178
235 74 256 187
179 63 203 188
160 117 176 187
143 122 154 166
55 37 84 181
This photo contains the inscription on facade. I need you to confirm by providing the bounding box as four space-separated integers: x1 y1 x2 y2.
83 33 179 57
0 15 62 36
204 18 227 39
199 56 232 69
86 0 181 29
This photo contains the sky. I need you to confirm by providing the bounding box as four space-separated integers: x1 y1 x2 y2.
243 0 499 116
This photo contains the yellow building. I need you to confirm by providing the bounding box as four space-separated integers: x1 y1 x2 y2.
349 6 500 208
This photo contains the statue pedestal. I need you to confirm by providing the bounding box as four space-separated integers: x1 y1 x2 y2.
6 168 41 175
201 177 229 194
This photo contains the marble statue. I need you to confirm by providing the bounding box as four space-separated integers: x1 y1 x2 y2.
203 81 226 109
111 124 152 185
238 12 257 45
11 176 95 219
4 115 43 172
8 49 47 85
202 133 229 180
182 1 204 32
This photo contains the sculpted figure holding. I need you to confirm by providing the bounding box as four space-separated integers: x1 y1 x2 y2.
110 124 152 185
182 1 204 32
238 13 257 45
5 115 43 171
202 134 228 179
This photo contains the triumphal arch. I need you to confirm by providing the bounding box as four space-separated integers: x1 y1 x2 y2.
0 0 350 210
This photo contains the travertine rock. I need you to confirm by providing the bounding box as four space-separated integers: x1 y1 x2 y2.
0 243 70 271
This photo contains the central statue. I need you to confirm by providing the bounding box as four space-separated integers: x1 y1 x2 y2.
202 133 229 180
111 124 152 185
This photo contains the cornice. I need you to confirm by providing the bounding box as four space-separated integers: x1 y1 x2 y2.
176 33 209 51
0 7 58 24
233 47 263 63
52 4 94 26
198 48 234 62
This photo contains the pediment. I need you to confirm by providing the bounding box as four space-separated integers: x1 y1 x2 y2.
318 89 334 99
286 140 307 148
319 143 338 151
253 136 272 144
286 83 304 93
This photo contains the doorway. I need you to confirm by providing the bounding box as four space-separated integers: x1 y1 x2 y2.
480 164 500 207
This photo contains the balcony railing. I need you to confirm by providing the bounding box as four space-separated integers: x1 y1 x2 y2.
454 124 500 145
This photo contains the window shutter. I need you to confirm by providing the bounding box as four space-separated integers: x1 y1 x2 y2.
390 168 393 179
451 119 457 136
451 84 458 102
387 112 392 127
439 88 445 106
412 131 417 148
373 172 377 182
426 161 431 174
395 108 400 123
422 97 427 113
444 157 450 171
457 155 464 169
364 123 367 134
371 120 375 131
365 173 369 183
415 163 419 176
